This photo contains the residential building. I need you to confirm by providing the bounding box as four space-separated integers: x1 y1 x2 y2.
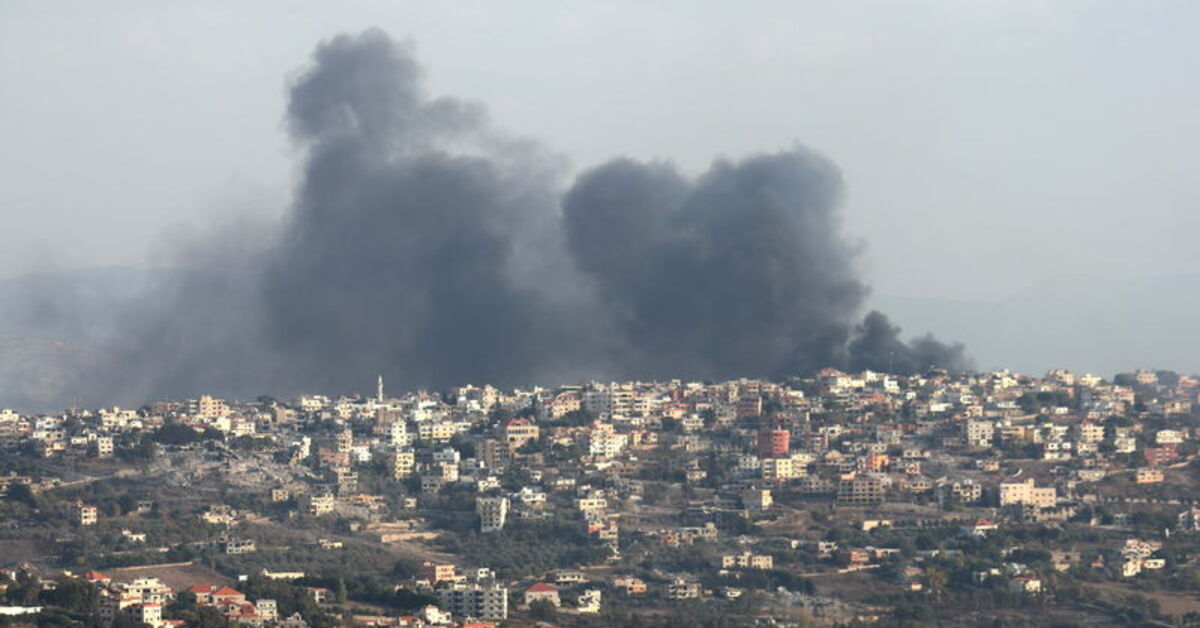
439 583 509 620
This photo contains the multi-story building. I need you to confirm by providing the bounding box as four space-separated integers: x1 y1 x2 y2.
1076 421 1105 444
949 480 983 504
73 501 98 526
92 437 114 458
741 488 773 512
478 439 510 469
417 421 459 443
763 455 809 482
544 390 582 419
583 386 612 419
667 579 701 600
100 595 163 628
588 426 628 459
123 577 172 605
720 552 774 570
1136 468 1164 484
388 420 413 448
438 583 508 620
965 419 995 449
998 479 1056 509
419 562 459 585
476 496 509 533
757 429 790 458
738 395 764 418
391 450 415 479
837 475 884 504
502 418 540 450
1144 444 1179 467
194 395 229 420
575 497 607 515
303 493 336 517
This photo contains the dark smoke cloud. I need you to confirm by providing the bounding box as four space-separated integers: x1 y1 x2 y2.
562 153 971 380
258 29 589 393
562 152 864 379
847 310 970 375
2 28 968 409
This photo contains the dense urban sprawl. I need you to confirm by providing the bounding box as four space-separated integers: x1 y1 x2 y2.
3 368 1200 626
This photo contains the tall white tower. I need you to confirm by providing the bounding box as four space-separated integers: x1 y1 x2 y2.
377 375 385 403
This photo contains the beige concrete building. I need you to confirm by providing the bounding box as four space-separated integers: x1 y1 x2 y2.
998 479 1056 509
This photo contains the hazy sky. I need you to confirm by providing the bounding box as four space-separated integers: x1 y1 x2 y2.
2 1 1198 300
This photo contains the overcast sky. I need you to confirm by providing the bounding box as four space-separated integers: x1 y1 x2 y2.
2 0 1198 301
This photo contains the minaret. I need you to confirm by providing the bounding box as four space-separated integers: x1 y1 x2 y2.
377 375 385 403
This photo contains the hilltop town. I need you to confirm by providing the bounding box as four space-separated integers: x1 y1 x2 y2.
3 367 1200 626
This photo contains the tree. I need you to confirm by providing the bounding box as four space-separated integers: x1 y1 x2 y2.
41 577 99 614
6 482 38 509
4 571 40 606
194 606 233 628
335 577 348 605
155 422 202 446
529 599 558 621
391 558 421 579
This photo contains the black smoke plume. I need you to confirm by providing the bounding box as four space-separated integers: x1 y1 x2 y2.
847 310 969 375
259 30 588 393
2 29 969 409
562 153 863 379
561 153 970 381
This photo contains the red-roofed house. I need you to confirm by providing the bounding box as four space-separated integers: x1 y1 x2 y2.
963 518 999 537
83 571 111 585
218 600 263 624
187 585 219 605
524 582 560 608
503 418 540 450
212 586 246 606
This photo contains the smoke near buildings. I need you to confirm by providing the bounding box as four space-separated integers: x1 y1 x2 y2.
7 29 969 407
564 152 863 379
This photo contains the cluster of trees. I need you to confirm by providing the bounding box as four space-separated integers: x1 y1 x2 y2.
579 600 787 628
437 519 608 578
0 573 100 626
164 592 234 628
210 542 397 582
153 422 223 446
630 541 721 573
703 568 815 595
541 409 595 428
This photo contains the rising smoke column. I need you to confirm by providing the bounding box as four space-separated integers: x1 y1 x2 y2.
563 151 866 379
847 310 970 374
259 28 586 393
33 28 968 409
562 151 971 378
